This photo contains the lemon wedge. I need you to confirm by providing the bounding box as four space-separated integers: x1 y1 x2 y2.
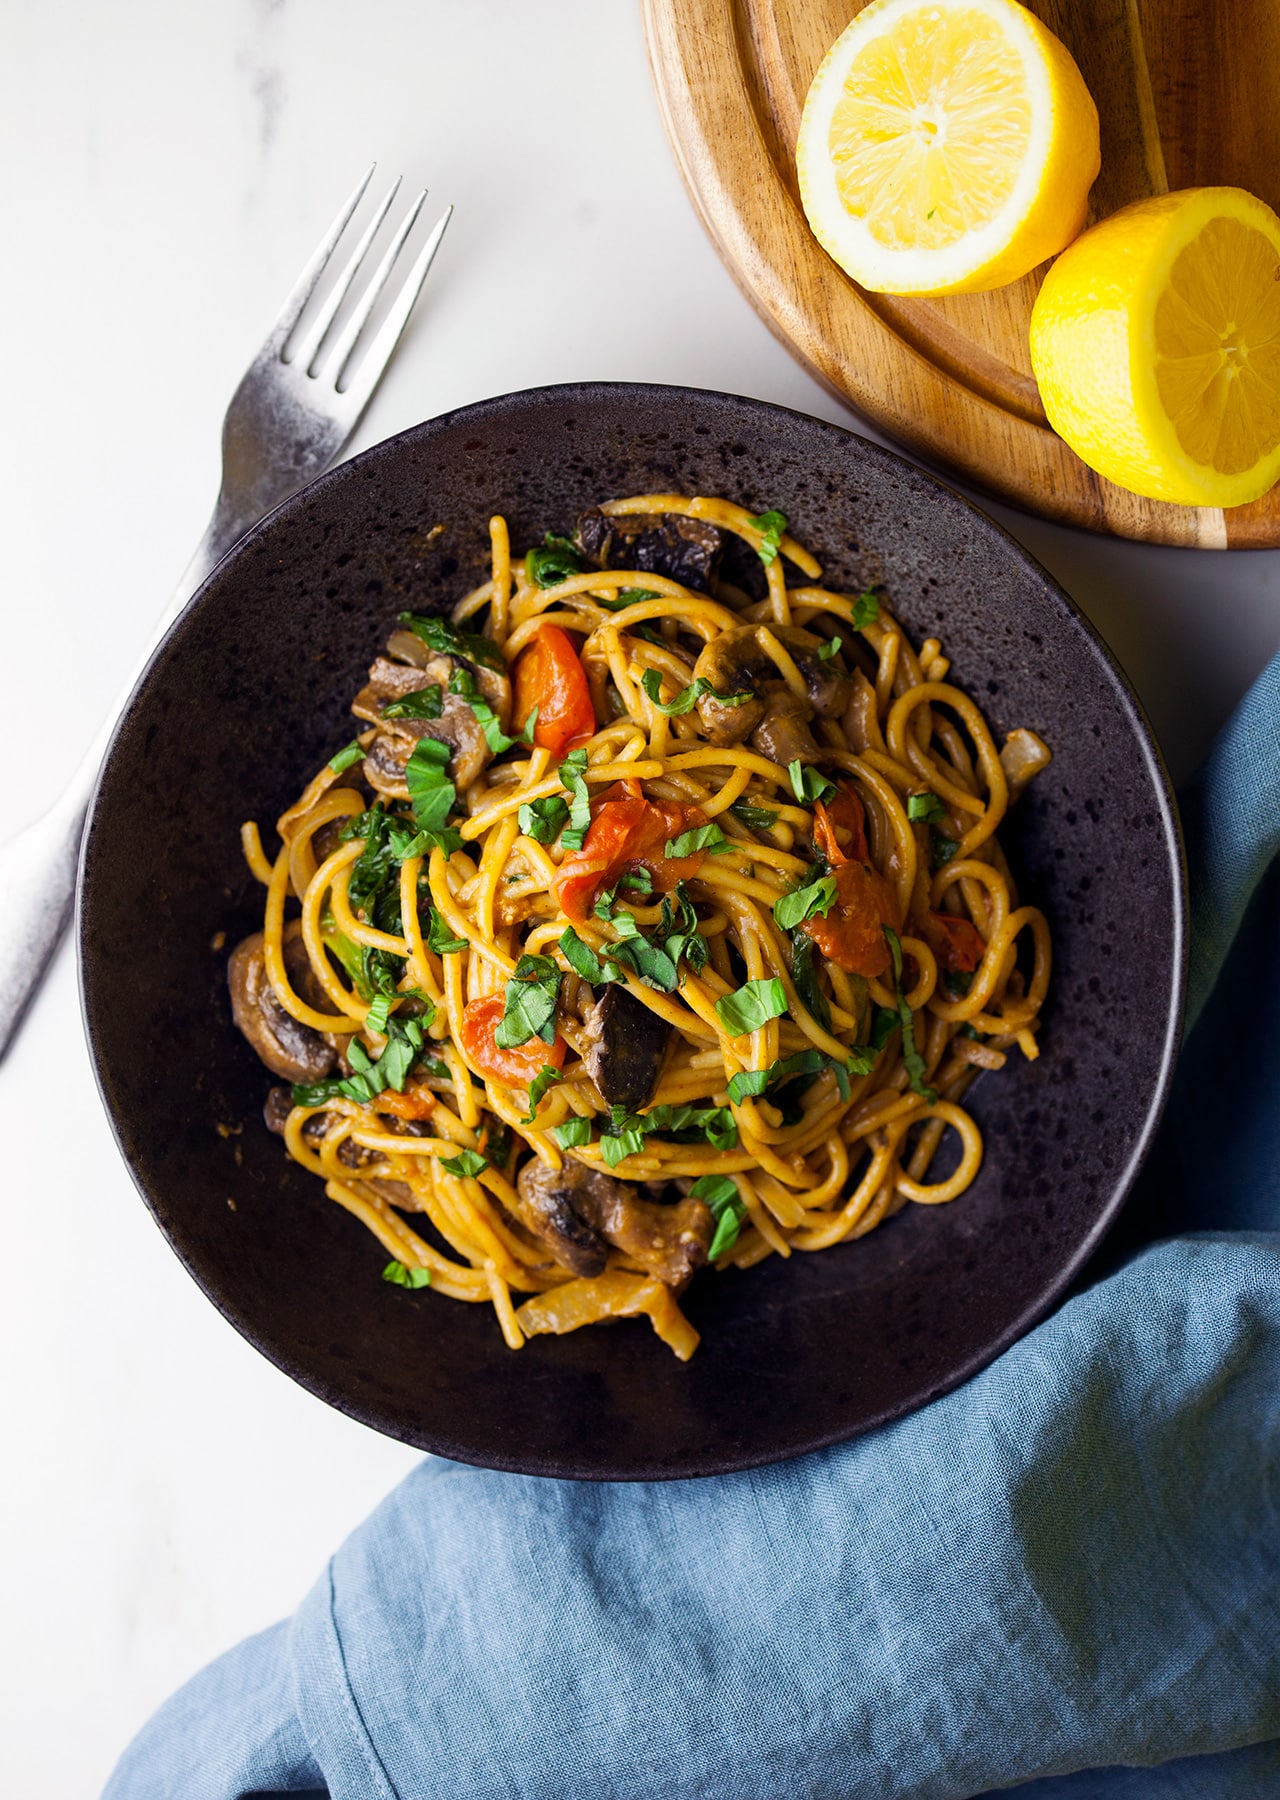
1030 186 1280 507
796 0 1099 296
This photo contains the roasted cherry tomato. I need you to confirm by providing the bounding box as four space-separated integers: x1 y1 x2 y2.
556 794 711 925
373 1086 437 1122
804 782 897 976
459 994 568 1085
802 861 898 977
813 785 870 866
918 908 986 973
512 625 596 758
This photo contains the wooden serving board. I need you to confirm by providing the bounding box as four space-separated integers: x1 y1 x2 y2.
643 0 1280 547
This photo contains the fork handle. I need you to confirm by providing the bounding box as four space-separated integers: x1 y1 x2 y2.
0 495 257 1062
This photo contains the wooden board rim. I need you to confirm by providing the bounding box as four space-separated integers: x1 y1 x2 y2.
643 0 1280 549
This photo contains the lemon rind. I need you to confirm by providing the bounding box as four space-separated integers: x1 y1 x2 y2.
797 0 1096 298
1031 187 1280 508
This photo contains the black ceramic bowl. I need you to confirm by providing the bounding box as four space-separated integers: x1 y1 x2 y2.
79 384 1185 1480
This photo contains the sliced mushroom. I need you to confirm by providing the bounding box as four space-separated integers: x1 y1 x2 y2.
586 1187 713 1288
363 687 492 799
230 924 336 1084
514 1158 613 1277
356 628 514 799
263 1085 295 1134
691 624 851 751
515 1157 713 1285
842 670 881 754
577 507 724 593
751 688 820 765
582 986 670 1112
351 655 442 724
383 629 512 728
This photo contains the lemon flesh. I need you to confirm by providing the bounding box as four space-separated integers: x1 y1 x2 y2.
797 0 1099 296
1030 187 1280 507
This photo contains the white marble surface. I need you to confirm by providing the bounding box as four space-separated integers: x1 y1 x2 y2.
1 2 1277 1793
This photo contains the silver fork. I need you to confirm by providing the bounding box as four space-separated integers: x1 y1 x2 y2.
0 166 452 1061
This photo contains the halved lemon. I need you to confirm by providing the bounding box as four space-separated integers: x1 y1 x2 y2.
796 0 1100 296
1030 186 1280 507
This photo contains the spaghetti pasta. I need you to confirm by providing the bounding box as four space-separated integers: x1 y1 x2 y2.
229 495 1052 1360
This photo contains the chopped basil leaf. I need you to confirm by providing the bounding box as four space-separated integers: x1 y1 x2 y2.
291 1015 429 1108
328 740 364 774
665 822 732 858
883 926 937 1104
377 1015 430 1091
364 994 395 1036
715 976 788 1036
601 1128 646 1167
708 1211 744 1260
639 670 752 716
397 611 505 671
607 925 678 993
747 509 787 566
773 874 838 932
520 706 538 745
550 1116 592 1150
404 736 462 850
816 636 843 662
390 828 432 861
382 1260 431 1289
518 793 570 844
852 590 880 630
359 943 402 1000
729 801 778 830
340 806 410 938
694 1172 748 1258
593 867 653 919
601 1102 737 1156
788 760 836 804
448 666 516 755
845 1044 879 1078
408 736 450 770
495 953 561 1049
382 684 443 721
321 915 366 989
689 1173 739 1211
944 969 974 997
727 1048 827 1105
579 883 708 992
558 748 592 851
426 908 468 955
440 1148 488 1179
559 926 616 986
422 1057 451 1080
660 882 709 976
697 1107 738 1151
932 833 960 871
789 929 831 1031
908 791 945 825
519 1067 563 1123
870 1006 900 1052
527 532 584 588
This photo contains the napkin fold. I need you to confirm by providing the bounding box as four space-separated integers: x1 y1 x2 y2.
104 651 1280 1800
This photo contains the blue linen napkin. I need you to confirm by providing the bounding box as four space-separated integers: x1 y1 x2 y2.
104 651 1280 1800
